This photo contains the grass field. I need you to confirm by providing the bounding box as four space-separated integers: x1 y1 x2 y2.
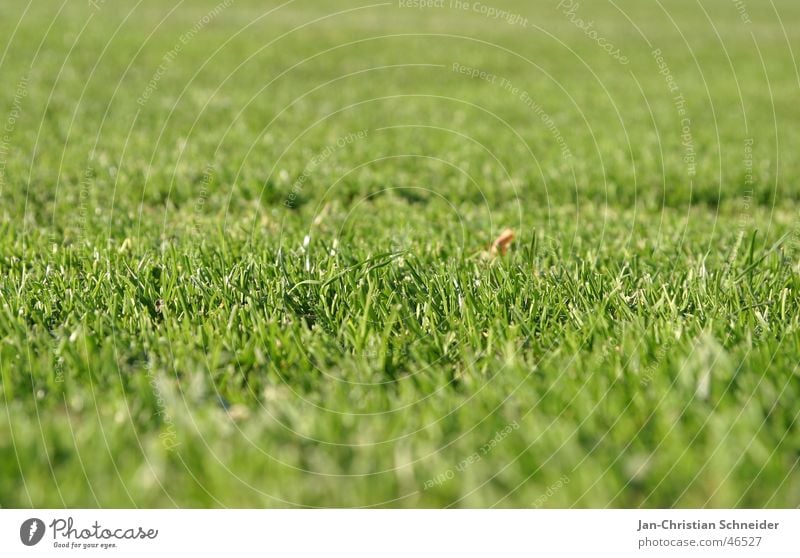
1 0 799 507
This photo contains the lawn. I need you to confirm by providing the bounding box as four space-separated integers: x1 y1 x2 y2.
0 0 799 507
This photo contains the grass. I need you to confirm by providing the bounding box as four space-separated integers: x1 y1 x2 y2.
1 0 799 507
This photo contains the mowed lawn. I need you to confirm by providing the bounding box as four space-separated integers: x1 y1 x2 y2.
1 0 799 507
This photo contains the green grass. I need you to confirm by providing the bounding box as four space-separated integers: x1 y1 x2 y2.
1 0 799 507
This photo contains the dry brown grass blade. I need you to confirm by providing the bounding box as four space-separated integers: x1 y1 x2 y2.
491 228 515 256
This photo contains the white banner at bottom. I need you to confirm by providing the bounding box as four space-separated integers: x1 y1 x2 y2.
1 510 798 557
